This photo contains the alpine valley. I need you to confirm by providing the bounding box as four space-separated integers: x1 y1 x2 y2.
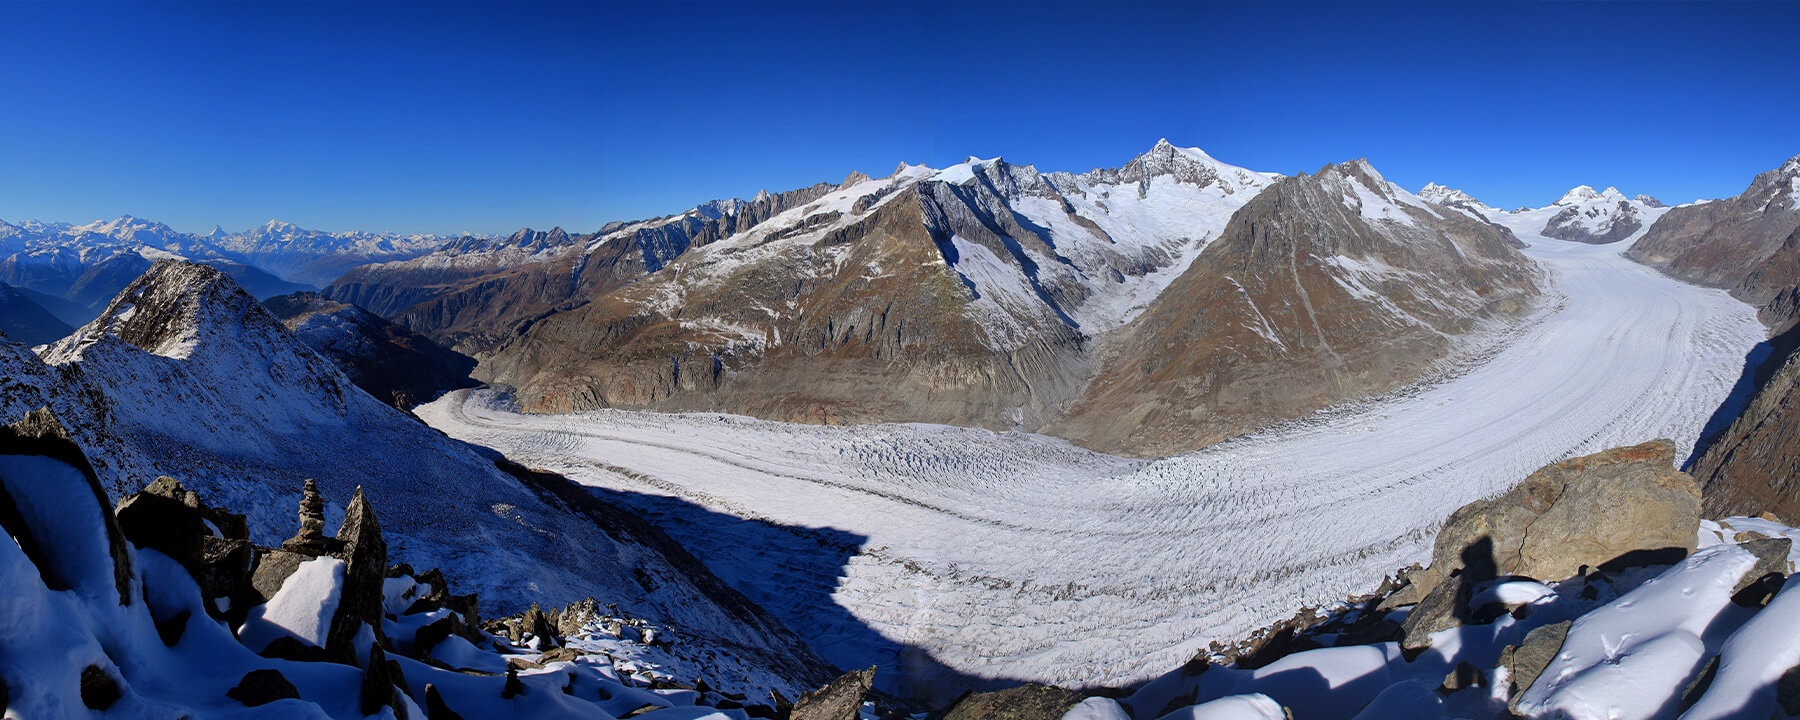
6 142 1800 720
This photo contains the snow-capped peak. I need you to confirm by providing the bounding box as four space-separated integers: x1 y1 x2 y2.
1417 182 1491 211
1555 185 1627 206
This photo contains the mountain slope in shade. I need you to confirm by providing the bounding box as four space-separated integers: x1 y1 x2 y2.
1628 153 1800 327
2 260 835 696
1051 160 1541 455
322 226 583 323
1692 324 1800 520
0 281 74 345
263 291 478 408
474 141 1289 438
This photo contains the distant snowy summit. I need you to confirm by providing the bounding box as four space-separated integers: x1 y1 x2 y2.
1415 181 1669 245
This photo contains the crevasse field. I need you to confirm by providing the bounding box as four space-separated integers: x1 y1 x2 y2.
418 237 1767 693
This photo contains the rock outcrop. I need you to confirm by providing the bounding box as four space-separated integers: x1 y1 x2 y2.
791 667 876 720
1692 335 1800 520
1397 440 1701 649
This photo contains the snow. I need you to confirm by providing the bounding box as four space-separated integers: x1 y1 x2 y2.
1477 185 1672 246
420 238 1766 693
238 556 348 652
1678 570 1800 720
1515 545 1756 718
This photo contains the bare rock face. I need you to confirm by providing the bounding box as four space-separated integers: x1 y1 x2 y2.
1694 337 1800 521
263 292 477 408
325 487 388 664
1052 160 1539 456
1628 154 1800 321
226 669 301 707
791 667 875 720
942 684 1087 720
1400 441 1700 649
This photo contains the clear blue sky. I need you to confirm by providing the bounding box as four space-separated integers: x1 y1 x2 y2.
1 1 1795 236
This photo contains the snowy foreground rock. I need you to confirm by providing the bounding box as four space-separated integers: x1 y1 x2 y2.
0 409 800 719
1079 443 1800 720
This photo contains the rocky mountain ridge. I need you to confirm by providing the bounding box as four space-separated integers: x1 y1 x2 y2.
0 260 834 696
409 143 1541 456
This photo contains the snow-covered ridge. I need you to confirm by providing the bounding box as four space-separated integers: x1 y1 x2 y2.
1421 181 1671 246
624 139 1284 345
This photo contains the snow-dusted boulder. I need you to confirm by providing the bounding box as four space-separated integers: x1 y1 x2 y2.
1400 440 1702 649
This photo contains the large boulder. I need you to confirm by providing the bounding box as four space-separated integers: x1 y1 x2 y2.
792 667 875 720
1401 441 1701 648
942 684 1087 720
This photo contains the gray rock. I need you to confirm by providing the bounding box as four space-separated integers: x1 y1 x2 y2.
425 684 466 720
360 643 398 716
1732 537 1792 596
326 487 388 665
1402 441 1699 649
80 665 121 710
1779 663 1800 716
226 669 301 707
1505 621 1571 712
943 684 1086 720
792 667 874 720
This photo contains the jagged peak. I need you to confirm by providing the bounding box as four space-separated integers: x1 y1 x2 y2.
1635 194 1666 208
841 170 872 188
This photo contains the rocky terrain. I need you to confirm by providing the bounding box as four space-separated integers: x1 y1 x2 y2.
1616 155 1800 524
264 291 477 408
0 412 829 718
398 143 1538 456
0 260 835 698
0 281 72 345
1629 154 1800 326
1051 159 1539 455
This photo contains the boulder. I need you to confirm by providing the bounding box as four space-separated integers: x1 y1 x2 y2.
325 487 388 664
522 603 559 648
792 667 875 720
1401 441 1700 648
943 684 1086 720
226 669 301 707
79 665 121 710
1503 620 1571 712
0 407 134 604
115 476 257 619
425 684 466 720
360 643 398 716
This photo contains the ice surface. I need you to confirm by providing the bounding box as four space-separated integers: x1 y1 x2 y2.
422 237 1765 691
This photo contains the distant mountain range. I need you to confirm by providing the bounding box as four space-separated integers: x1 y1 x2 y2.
0 215 475 326
324 141 1550 456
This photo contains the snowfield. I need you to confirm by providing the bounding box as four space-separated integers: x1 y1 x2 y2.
419 236 1766 694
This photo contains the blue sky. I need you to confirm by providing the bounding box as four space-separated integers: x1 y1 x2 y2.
0 1 1795 236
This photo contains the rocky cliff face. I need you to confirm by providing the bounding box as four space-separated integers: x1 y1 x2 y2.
474 142 1301 437
1 261 834 690
1692 327 1800 521
263 291 477 408
1628 154 1800 322
1625 155 1800 522
1050 160 1540 455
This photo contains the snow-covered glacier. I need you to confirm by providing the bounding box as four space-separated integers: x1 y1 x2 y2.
419 235 1767 694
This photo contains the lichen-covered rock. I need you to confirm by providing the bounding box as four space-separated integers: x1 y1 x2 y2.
942 684 1086 720
1504 621 1571 712
1401 441 1700 648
